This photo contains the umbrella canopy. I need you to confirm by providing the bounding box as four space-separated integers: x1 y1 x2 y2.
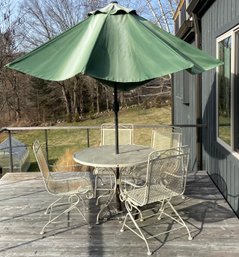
6 2 222 91
6 2 222 154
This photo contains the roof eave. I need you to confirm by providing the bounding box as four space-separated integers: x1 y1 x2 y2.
187 0 216 17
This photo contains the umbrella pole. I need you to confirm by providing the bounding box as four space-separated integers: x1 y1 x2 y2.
113 83 122 211
113 84 119 154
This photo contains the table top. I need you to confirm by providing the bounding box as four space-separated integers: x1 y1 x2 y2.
73 145 154 168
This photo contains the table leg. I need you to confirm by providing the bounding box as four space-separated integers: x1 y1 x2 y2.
116 167 122 211
96 167 123 224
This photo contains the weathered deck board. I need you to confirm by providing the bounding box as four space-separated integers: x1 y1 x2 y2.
0 171 238 257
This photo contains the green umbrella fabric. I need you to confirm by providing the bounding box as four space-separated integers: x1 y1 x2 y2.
6 2 222 90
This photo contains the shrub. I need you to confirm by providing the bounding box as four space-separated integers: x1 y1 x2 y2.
52 149 89 172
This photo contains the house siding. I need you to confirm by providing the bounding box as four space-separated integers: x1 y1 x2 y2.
174 70 197 171
173 0 239 216
201 0 239 216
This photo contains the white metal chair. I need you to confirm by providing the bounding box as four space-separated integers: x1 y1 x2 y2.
151 126 182 150
33 139 93 234
94 123 133 223
101 123 134 145
119 146 192 256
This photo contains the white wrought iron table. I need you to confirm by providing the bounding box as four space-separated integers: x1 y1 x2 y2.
73 144 154 168
73 144 154 223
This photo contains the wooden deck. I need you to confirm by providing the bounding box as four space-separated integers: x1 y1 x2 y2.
0 171 238 257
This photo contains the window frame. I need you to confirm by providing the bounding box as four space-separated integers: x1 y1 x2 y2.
216 25 239 153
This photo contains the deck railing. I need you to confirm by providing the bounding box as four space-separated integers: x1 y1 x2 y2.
0 124 206 175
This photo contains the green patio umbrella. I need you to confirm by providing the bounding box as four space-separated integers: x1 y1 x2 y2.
6 1 222 154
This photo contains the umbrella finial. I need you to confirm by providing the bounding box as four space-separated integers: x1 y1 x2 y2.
111 1 118 4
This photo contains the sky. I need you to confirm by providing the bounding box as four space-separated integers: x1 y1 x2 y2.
1 0 177 35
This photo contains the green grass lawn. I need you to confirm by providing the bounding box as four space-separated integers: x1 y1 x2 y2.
1 106 171 172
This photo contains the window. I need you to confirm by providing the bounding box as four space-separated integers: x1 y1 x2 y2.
235 31 239 151
183 71 190 105
217 36 231 145
175 70 190 105
216 26 239 152
175 71 183 99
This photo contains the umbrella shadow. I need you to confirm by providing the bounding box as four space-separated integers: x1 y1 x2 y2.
181 171 235 238
87 174 105 257
181 200 235 238
201 77 239 217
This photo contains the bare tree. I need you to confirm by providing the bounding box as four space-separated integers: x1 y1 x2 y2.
125 0 179 34
17 0 109 122
0 0 180 125
19 0 108 50
19 0 80 49
0 0 30 125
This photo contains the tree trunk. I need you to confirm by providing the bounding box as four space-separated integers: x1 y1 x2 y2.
59 82 72 122
157 0 170 32
79 83 83 119
16 95 21 122
96 84 100 114
146 0 163 28
106 92 109 111
120 92 124 109
73 76 80 121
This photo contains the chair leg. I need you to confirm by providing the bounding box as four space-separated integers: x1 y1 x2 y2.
157 199 166 220
40 194 90 234
94 175 104 198
94 169 115 198
44 196 64 215
120 201 152 256
77 194 92 228
96 188 115 224
96 190 113 205
95 174 115 199
166 200 192 240
95 173 117 224
132 205 144 222
157 199 192 240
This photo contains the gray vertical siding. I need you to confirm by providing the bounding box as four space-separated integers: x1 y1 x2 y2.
174 0 239 216
173 70 197 171
201 0 239 216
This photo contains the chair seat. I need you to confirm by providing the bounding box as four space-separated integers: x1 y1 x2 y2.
126 184 178 206
93 167 115 175
47 178 92 195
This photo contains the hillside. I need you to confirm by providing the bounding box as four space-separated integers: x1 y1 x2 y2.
0 106 172 172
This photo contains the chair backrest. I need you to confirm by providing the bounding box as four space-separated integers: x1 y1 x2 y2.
33 139 51 182
151 126 182 150
101 123 134 145
144 146 189 205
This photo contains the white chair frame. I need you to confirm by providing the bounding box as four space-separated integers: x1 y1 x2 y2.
151 126 182 150
101 123 134 146
119 146 192 255
94 123 134 223
33 139 93 234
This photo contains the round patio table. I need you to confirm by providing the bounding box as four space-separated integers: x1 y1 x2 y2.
73 144 154 168
73 144 154 223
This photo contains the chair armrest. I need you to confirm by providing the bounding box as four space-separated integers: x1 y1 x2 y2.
51 171 91 180
120 179 143 188
162 171 181 178
46 176 89 183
